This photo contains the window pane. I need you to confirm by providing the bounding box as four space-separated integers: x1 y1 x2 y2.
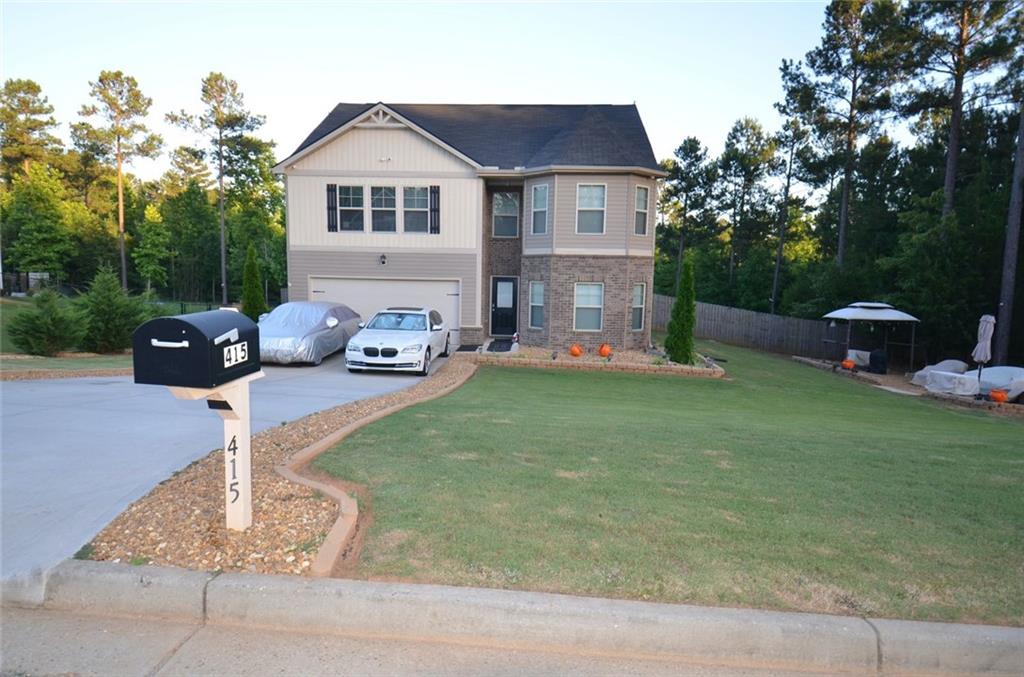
575 283 603 307
493 192 519 216
371 187 396 208
494 215 518 237
530 282 544 305
530 305 544 328
577 210 604 233
372 210 396 232
404 210 428 232
635 210 647 234
532 209 546 234
632 283 645 307
632 306 644 330
339 186 363 208
403 186 428 209
635 186 648 210
496 281 514 308
532 184 548 210
340 209 363 231
575 307 602 331
577 185 605 209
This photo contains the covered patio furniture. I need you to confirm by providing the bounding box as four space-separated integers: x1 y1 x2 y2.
911 359 969 386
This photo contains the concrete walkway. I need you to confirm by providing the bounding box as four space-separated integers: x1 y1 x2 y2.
0 355 439 580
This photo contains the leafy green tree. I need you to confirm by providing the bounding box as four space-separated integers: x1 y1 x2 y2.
167 73 265 304
63 122 115 208
0 79 61 184
240 243 267 321
6 164 73 280
63 200 117 287
76 71 163 289
8 289 84 356
665 255 696 364
132 204 170 292
162 180 219 301
78 266 147 353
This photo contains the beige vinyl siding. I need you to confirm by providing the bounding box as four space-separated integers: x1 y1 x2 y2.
552 174 646 255
287 175 483 250
290 127 474 175
522 176 554 253
288 249 480 328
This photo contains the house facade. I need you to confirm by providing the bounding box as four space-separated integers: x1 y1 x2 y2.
273 103 665 350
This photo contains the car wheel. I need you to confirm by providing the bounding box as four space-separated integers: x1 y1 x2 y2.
419 348 431 376
440 334 450 357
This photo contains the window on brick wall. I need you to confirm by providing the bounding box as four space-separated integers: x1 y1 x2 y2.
631 283 645 331
493 192 519 237
529 281 544 329
574 283 604 331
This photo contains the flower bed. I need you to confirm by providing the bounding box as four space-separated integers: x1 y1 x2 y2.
469 346 724 378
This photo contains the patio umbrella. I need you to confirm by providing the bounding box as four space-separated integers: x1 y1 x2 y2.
970 314 996 393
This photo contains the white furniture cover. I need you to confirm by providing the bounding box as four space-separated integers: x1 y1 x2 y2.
846 349 871 367
925 370 979 396
925 366 1024 400
911 359 969 386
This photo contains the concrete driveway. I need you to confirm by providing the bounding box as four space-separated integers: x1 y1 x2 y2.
1 354 438 580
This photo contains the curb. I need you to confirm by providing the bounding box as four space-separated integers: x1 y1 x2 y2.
6 560 1023 675
274 359 479 576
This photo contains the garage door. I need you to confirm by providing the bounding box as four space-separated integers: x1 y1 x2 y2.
309 277 461 345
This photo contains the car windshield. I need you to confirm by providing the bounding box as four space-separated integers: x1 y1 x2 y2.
367 312 427 331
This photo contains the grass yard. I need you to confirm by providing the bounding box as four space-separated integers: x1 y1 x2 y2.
0 297 31 353
313 340 1023 625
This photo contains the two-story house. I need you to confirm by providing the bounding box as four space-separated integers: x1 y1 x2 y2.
273 103 666 350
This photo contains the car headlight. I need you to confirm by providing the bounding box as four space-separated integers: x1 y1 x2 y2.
346 343 361 352
401 344 423 354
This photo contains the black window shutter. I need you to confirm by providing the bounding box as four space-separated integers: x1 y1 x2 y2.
429 185 440 234
326 184 338 232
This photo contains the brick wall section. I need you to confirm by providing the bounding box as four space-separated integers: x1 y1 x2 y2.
481 184 523 337
466 354 725 379
519 255 653 351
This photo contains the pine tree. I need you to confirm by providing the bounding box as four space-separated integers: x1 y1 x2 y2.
240 243 267 321
79 266 147 353
8 289 84 356
0 79 61 184
665 256 696 365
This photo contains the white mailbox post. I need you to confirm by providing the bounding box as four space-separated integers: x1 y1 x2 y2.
167 370 263 530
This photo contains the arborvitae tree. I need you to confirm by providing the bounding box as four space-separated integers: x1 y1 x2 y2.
0 79 61 184
76 71 163 289
8 289 84 356
78 266 147 353
132 204 170 292
665 256 696 365
6 164 73 280
240 243 267 321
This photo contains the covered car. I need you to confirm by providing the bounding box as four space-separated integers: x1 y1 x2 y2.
258 302 361 365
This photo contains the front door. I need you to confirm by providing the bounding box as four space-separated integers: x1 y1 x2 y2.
490 277 518 336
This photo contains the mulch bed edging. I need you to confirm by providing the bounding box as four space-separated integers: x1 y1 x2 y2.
472 354 725 378
0 368 134 381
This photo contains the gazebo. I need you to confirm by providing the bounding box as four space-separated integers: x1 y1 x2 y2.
822 302 920 370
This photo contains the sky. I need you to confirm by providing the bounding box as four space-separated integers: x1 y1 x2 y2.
2 1 827 181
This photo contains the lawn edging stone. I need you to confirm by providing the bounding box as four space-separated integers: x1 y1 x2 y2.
470 353 725 378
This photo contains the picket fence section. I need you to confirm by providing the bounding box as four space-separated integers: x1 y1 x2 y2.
653 295 836 360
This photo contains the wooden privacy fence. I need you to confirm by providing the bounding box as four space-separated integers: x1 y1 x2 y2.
653 295 837 360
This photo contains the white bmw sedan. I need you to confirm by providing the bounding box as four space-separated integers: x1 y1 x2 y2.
345 307 450 376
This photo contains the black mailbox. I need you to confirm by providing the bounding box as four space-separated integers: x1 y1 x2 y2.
133 310 260 388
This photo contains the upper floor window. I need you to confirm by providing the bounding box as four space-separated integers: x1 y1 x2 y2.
576 184 606 234
339 186 364 231
634 186 649 235
371 187 396 232
493 192 519 237
403 187 429 233
531 184 548 235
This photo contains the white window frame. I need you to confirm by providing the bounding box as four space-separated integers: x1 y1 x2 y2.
634 185 649 236
575 183 607 235
631 283 646 331
573 282 604 332
370 186 397 233
402 186 429 234
528 281 544 329
492 192 520 238
338 185 365 232
531 184 548 235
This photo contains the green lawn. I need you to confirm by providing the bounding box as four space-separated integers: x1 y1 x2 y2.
0 354 133 371
0 297 31 353
313 340 1022 625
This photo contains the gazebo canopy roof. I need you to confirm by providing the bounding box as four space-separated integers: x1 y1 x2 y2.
823 302 919 323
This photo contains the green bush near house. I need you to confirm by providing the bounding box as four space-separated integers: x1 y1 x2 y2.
241 243 268 322
7 289 84 356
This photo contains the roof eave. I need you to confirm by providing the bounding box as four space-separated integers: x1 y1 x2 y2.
477 164 668 179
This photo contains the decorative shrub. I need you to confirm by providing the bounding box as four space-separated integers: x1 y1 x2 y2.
241 243 268 321
665 255 696 364
78 266 148 353
7 289 85 356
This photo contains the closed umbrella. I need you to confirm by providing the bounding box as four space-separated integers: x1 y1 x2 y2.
971 314 996 395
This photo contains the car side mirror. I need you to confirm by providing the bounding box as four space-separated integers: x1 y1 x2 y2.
431 324 442 332
326 317 339 328
258 313 269 322
357 322 365 329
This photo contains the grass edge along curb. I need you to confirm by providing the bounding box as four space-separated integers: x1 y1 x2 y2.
0 367 134 381
274 358 480 576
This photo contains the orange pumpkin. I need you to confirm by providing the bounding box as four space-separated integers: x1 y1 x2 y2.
841 359 855 370
989 389 1009 403
598 343 612 358
569 344 584 358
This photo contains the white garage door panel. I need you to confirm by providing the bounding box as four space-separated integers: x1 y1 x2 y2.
309 277 461 344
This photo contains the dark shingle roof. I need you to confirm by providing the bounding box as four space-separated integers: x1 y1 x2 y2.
288 103 660 171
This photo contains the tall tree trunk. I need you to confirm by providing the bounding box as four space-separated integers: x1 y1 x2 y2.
116 138 127 290
674 194 689 296
994 101 1024 365
218 129 227 305
942 6 970 219
771 142 796 315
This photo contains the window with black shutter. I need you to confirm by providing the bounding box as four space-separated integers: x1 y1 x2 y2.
429 185 440 234
326 184 338 232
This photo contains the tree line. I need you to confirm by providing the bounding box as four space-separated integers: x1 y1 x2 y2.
0 71 285 306
658 0 1023 364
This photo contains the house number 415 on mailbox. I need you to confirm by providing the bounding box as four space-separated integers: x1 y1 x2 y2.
223 341 248 368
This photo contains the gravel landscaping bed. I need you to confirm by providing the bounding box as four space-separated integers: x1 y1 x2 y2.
476 345 723 377
88 358 477 576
